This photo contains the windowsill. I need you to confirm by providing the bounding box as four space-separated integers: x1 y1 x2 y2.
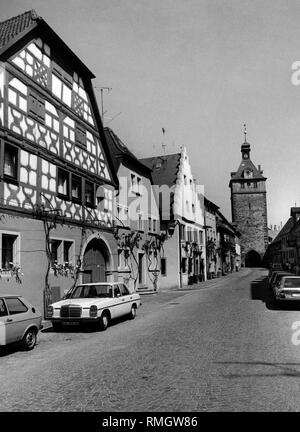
57 193 70 202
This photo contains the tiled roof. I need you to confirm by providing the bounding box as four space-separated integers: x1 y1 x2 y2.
0 10 38 49
140 153 181 187
104 127 152 175
272 217 294 242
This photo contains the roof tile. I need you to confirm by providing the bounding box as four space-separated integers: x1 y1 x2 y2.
0 10 38 49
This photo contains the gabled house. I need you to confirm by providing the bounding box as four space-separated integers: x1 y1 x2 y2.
141 147 206 289
204 197 220 278
266 207 300 271
104 127 161 292
216 210 241 274
0 10 119 316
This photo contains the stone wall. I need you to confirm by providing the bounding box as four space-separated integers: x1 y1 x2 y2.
231 192 268 260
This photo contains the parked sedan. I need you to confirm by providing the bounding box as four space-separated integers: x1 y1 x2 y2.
269 271 292 290
0 295 42 350
274 276 300 301
48 282 141 331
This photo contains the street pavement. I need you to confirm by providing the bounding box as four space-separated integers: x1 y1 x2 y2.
1 268 300 411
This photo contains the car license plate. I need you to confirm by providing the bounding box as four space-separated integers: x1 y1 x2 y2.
63 322 78 326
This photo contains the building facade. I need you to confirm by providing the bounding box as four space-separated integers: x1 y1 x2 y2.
230 134 268 267
141 147 206 289
104 128 161 293
0 11 118 316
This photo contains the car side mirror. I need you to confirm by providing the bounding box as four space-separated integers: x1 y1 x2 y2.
116 293 121 298
32 307 36 313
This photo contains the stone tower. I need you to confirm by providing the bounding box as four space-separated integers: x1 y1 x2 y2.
229 128 268 266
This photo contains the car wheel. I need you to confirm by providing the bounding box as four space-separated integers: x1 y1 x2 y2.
99 312 110 331
21 328 37 351
52 322 62 331
129 305 137 320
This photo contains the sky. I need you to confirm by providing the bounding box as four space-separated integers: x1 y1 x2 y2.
1 0 300 227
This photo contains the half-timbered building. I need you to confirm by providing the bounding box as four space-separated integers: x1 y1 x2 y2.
0 10 118 316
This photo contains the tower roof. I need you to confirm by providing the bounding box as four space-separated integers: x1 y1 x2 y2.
230 131 266 183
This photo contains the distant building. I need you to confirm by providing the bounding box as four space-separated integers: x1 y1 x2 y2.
229 130 268 267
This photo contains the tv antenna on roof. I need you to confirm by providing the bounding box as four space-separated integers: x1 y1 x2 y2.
94 86 112 125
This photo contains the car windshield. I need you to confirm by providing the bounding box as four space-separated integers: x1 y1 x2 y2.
70 285 112 299
283 278 300 288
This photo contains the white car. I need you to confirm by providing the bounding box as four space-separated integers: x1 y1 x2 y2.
274 276 300 301
0 295 42 350
47 282 141 331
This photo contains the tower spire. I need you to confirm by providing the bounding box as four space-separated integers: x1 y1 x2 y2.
243 122 247 143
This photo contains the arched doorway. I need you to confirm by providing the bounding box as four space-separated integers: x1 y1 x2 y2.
245 250 261 267
82 238 110 283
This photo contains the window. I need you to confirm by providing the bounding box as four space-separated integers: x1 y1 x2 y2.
52 73 72 107
199 231 203 244
28 90 45 121
2 234 18 269
161 257 167 276
50 239 61 265
193 230 198 242
114 286 121 297
5 297 28 315
85 181 95 207
181 257 187 273
130 174 141 194
120 284 130 296
241 183 245 189
4 144 18 181
117 249 122 268
71 175 82 202
50 239 74 265
192 204 195 213
187 229 192 242
57 168 69 198
0 299 7 317
254 182 258 188
184 175 187 185
75 124 86 147
138 213 143 231
137 177 141 194
63 241 73 263
148 216 152 231
181 225 186 241
153 219 157 232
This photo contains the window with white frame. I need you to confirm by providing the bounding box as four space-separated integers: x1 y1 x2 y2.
0 232 20 270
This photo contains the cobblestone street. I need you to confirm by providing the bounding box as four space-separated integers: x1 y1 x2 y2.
1 268 300 412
